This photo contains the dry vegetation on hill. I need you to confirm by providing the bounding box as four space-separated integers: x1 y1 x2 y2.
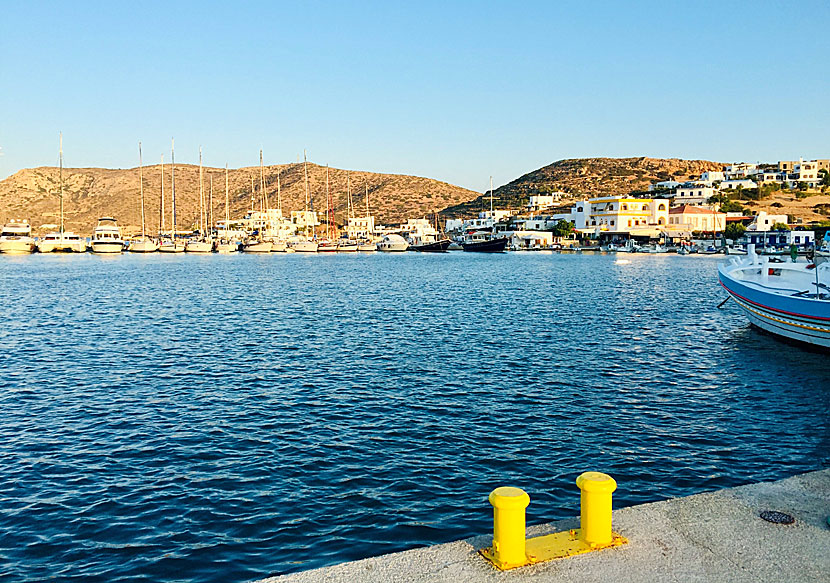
0 163 481 235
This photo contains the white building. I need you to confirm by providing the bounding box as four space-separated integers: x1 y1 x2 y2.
527 193 564 211
648 180 682 192
741 230 814 248
747 211 788 231
674 184 717 206
700 171 725 182
588 196 669 233
718 179 756 190
725 163 759 178
291 210 320 233
345 215 375 240
668 205 726 233
550 200 591 231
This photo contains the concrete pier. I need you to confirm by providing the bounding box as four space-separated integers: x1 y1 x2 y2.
257 469 830 583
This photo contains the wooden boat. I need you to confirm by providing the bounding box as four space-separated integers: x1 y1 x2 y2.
718 244 830 349
462 236 508 253
410 238 451 252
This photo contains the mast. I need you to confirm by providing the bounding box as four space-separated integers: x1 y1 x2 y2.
260 149 269 209
159 154 165 236
139 141 146 238
199 146 204 237
59 132 64 235
490 176 495 234
326 164 331 239
303 150 311 237
209 175 214 238
171 138 177 242
347 171 353 220
225 164 230 228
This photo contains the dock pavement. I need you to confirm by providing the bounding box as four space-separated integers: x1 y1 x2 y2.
257 469 830 583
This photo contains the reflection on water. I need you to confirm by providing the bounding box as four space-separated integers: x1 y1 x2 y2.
0 252 827 582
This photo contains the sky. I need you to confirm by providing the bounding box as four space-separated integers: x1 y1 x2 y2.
1 0 829 192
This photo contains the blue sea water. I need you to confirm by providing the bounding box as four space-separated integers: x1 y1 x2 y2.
0 252 827 582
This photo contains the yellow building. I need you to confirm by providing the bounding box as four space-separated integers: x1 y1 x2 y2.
588 197 669 233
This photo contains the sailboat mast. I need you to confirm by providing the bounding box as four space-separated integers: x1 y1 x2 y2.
59 132 64 235
139 141 146 238
303 150 310 237
225 164 230 227
160 154 165 236
171 138 177 241
326 164 331 239
199 146 204 236
365 180 370 219
489 176 495 234
209 175 214 238
347 172 353 220
260 150 269 209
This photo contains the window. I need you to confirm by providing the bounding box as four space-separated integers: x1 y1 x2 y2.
628 220 632 227
611 220 615 226
658 203 666 210
577 207 583 212
643 204 649 211
609 205 615 211
622 204 628 210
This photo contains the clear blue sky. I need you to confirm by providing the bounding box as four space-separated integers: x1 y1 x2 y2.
1 1 828 192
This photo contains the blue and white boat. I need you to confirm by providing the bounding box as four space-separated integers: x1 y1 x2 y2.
718 244 830 348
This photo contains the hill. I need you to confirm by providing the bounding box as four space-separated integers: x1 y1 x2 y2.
0 163 481 235
441 157 724 217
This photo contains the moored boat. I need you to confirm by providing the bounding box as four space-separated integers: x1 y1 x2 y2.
38 134 87 253
290 239 318 253
718 245 830 349
410 238 451 252
0 220 36 254
462 236 508 253
90 217 125 253
336 239 359 252
377 233 408 252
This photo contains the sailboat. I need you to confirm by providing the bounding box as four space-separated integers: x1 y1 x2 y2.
36 133 87 253
159 138 186 252
318 165 338 252
242 156 273 253
357 180 377 252
186 147 214 253
129 141 159 252
462 176 508 253
215 164 239 253
290 150 319 252
270 166 291 252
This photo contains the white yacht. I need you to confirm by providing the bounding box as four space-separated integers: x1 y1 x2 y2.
358 239 377 252
337 239 359 252
215 240 239 253
0 220 36 254
242 238 273 253
37 231 87 253
90 217 125 253
290 239 318 253
158 239 186 253
377 233 408 252
129 237 159 253
185 239 214 253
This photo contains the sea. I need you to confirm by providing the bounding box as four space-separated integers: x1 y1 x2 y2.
1 251 827 582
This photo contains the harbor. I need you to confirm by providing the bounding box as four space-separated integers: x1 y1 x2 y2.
1 251 827 582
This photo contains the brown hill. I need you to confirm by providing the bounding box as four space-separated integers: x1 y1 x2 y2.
442 157 725 217
0 163 481 235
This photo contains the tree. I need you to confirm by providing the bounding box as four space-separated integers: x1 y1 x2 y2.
819 169 830 187
719 199 746 213
724 222 746 241
772 222 789 231
551 219 575 237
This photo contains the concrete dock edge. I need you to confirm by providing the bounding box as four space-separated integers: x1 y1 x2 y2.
256 469 830 583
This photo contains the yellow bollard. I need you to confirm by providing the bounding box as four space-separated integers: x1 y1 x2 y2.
575 471 617 545
486 486 531 569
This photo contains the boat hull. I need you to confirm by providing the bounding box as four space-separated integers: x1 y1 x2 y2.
185 241 214 253
462 237 508 253
291 241 318 253
215 242 239 253
242 241 273 253
718 262 830 349
158 241 186 253
0 239 36 254
410 239 451 252
90 241 125 254
129 239 159 253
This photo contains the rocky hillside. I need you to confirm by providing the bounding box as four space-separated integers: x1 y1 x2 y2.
442 157 724 217
0 163 480 235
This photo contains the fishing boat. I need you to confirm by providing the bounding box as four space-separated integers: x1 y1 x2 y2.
410 238 451 252
377 233 409 252
718 244 830 349
0 219 36 254
37 134 87 253
90 217 125 253
129 142 159 253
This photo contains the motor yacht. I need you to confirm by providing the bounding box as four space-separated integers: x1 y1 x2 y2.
90 218 125 253
0 219 36 254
